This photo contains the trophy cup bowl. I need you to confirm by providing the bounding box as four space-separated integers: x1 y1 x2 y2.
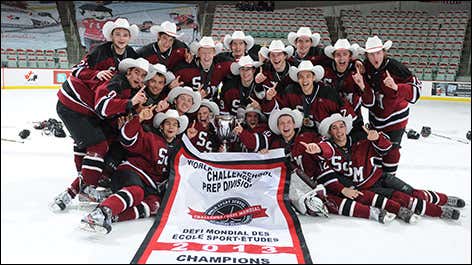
215 115 236 152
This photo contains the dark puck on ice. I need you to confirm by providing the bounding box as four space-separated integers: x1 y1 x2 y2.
421 126 431 137
19 129 30 139
407 129 420 139
467 130 471 141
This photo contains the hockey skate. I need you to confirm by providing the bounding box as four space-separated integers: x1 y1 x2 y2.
78 185 112 205
80 206 113 234
446 196 465 208
397 207 420 224
440 206 461 220
305 193 329 217
49 190 73 212
369 207 396 224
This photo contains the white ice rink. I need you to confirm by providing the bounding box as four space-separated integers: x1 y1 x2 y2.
1 89 471 263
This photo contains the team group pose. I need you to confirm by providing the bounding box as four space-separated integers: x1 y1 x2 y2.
49 18 465 234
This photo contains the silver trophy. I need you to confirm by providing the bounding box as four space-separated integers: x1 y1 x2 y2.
215 115 237 152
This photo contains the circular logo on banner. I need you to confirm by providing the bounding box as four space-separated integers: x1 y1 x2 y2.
204 197 253 226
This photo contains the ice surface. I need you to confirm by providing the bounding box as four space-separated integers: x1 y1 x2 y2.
1 89 470 263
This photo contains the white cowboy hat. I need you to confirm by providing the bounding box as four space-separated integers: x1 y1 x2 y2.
324 39 361 59
287 27 321 47
145 63 176 85
289 60 325 82
259 40 294 59
167 86 202 113
150 21 184 38
102 18 139 42
240 105 267 122
318 113 354 138
268 108 303 135
230 55 262 75
223 31 255 51
199 99 220 116
361 35 393 54
153 109 189 135
189 36 223 56
118 58 150 73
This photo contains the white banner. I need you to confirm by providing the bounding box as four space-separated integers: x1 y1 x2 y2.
132 135 312 264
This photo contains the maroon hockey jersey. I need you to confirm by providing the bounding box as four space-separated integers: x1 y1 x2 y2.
173 57 232 100
364 58 421 132
119 117 175 189
72 42 138 89
323 61 374 119
57 76 97 116
136 39 188 71
188 121 220 152
316 133 392 193
94 73 138 120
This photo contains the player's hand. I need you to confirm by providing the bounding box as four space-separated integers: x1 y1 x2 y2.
131 86 147 106
341 187 364 199
138 104 157 122
96 70 114 81
383 70 398 91
255 67 267 84
354 60 365 74
258 148 269 154
362 125 379 141
185 49 194 63
156 97 170 113
300 141 321 154
186 120 198 139
169 75 184 89
232 123 243 135
265 81 278 101
352 65 365 92
248 97 261 110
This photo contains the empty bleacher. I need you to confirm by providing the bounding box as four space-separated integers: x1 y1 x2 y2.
211 4 331 47
341 9 469 81
1 47 69 69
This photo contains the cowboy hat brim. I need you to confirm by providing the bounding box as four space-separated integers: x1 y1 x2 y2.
200 100 220 116
289 65 325 82
103 22 139 42
145 64 176 85
223 34 255 51
259 45 294 59
153 111 189 135
318 113 353 138
230 60 262 75
288 32 321 47
118 58 150 73
268 108 303 135
324 44 358 59
190 41 223 56
167 86 202 113
362 40 393 53
150 25 184 38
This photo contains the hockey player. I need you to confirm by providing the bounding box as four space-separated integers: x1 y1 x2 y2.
219 30 261 61
173 37 232 100
136 21 192 71
305 113 464 221
256 40 295 96
287 27 330 67
72 18 139 90
219 56 268 116
261 60 357 133
323 39 372 138
232 105 271 152
166 86 201 116
51 58 151 211
81 108 188 234
186 99 221 152
360 36 422 176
